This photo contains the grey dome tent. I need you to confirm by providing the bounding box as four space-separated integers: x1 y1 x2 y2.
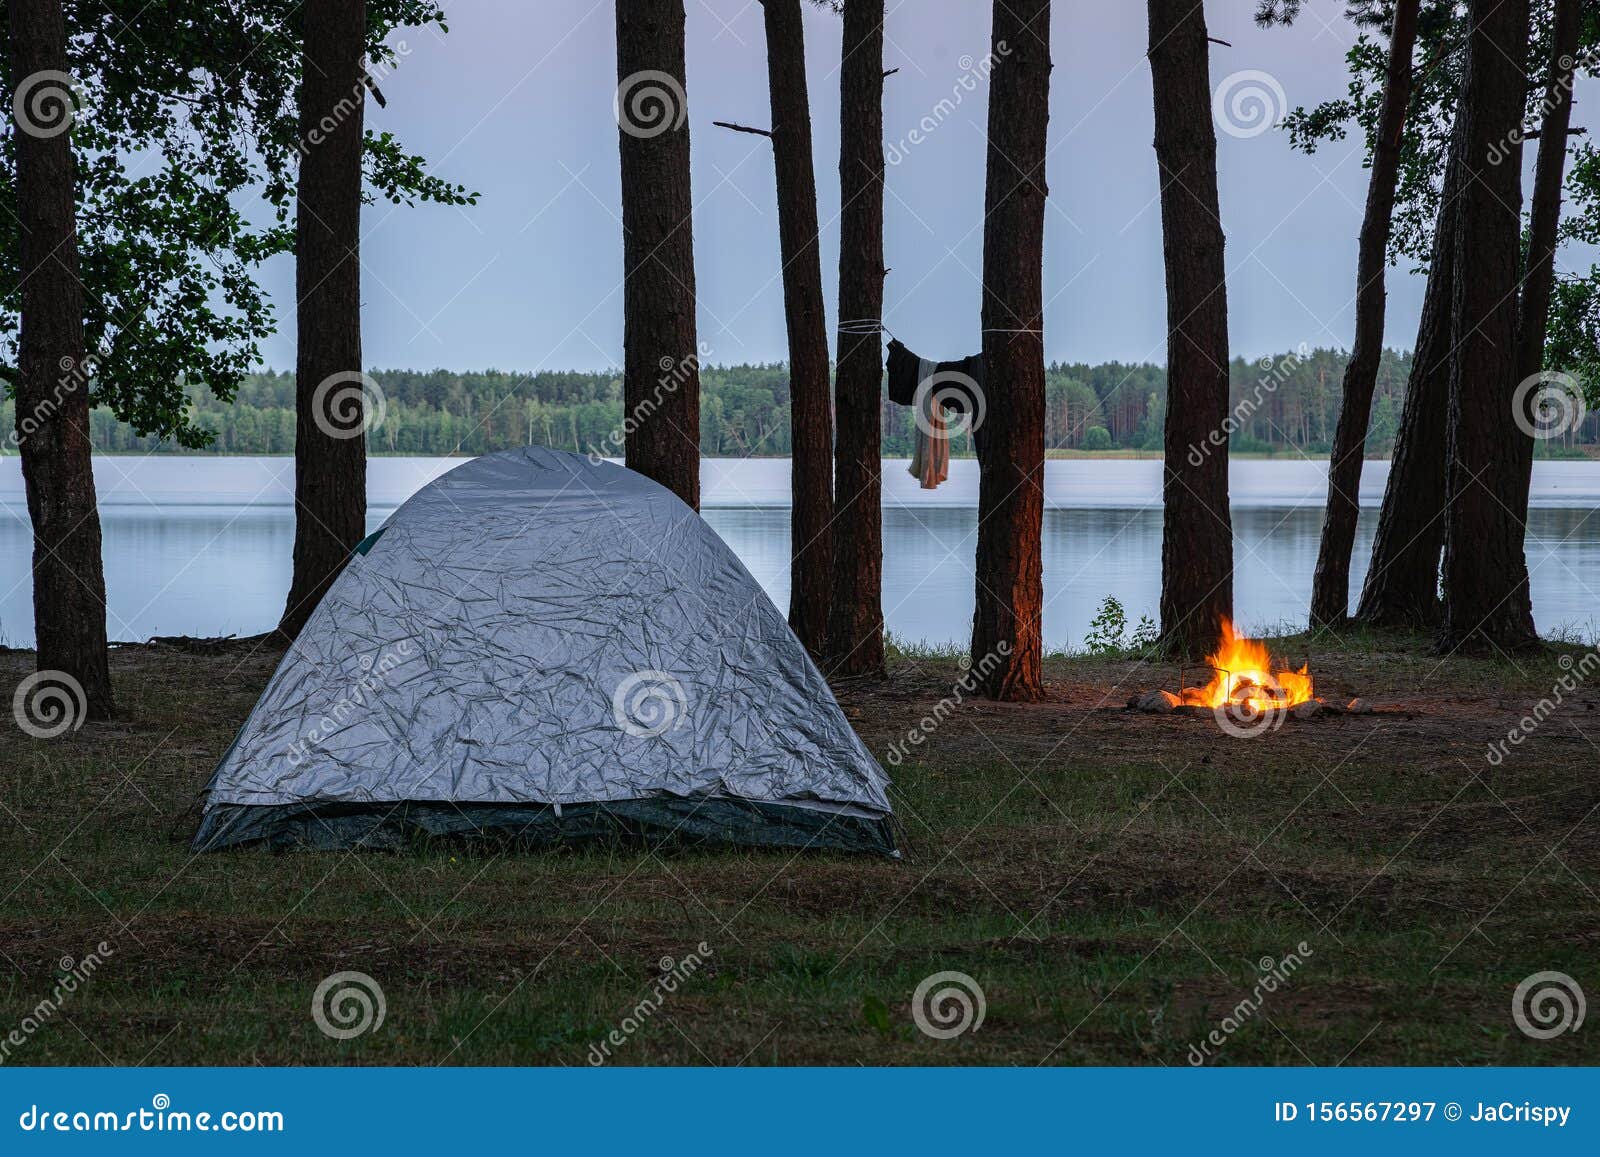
193 447 896 856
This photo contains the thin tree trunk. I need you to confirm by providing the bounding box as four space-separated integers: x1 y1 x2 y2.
280 0 367 639
971 0 1050 701
825 0 887 677
1439 0 1537 653
1511 0 1581 515
9 0 114 717
1148 0 1233 658
1356 118 1464 628
616 0 701 509
1309 0 1418 627
760 0 832 658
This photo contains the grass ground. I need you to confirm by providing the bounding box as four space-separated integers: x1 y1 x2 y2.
1 629 1596 1066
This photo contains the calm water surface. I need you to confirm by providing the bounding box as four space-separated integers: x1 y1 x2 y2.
2 456 1598 648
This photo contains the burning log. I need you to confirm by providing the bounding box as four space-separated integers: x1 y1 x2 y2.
1122 619 1369 727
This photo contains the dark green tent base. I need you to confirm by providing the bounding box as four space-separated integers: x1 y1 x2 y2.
192 797 899 857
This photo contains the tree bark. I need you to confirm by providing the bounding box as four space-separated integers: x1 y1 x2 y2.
825 0 887 677
1438 0 1537 653
1510 0 1580 515
1309 0 1418 627
971 0 1050 700
1356 117 1463 629
280 0 368 639
1148 0 1233 658
616 0 701 509
9 0 114 717
760 0 832 658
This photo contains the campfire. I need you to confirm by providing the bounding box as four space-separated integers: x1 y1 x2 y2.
1182 618 1313 711
1128 618 1369 730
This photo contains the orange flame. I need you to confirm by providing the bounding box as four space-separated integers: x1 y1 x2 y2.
1181 618 1313 710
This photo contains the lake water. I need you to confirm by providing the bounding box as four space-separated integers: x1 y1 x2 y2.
2 455 1599 649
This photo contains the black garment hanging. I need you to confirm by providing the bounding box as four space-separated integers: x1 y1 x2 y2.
886 339 982 412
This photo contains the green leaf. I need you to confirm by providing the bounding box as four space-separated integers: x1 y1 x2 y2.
861 995 891 1034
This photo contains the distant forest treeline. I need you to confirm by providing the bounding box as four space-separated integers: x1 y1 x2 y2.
10 347 1599 457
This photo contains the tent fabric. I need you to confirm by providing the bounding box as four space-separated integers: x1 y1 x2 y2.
193 447 897 856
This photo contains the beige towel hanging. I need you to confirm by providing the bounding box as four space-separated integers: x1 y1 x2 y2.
908 358 951 490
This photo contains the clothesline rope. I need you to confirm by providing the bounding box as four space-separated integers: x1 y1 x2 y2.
837 318 897 339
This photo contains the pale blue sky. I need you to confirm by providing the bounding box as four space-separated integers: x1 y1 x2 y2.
243 0 1570 373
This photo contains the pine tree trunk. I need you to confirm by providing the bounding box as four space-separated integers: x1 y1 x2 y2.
1356 120 1463 629
9 0 114 717
1511 0 1580 514
1438 0 1537 653
761 0 832 658
971 0 1050 701
616 0 701 509
825 0 887 677
280 0 368 639
1309 0 1418 627
1148 0 1232 659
